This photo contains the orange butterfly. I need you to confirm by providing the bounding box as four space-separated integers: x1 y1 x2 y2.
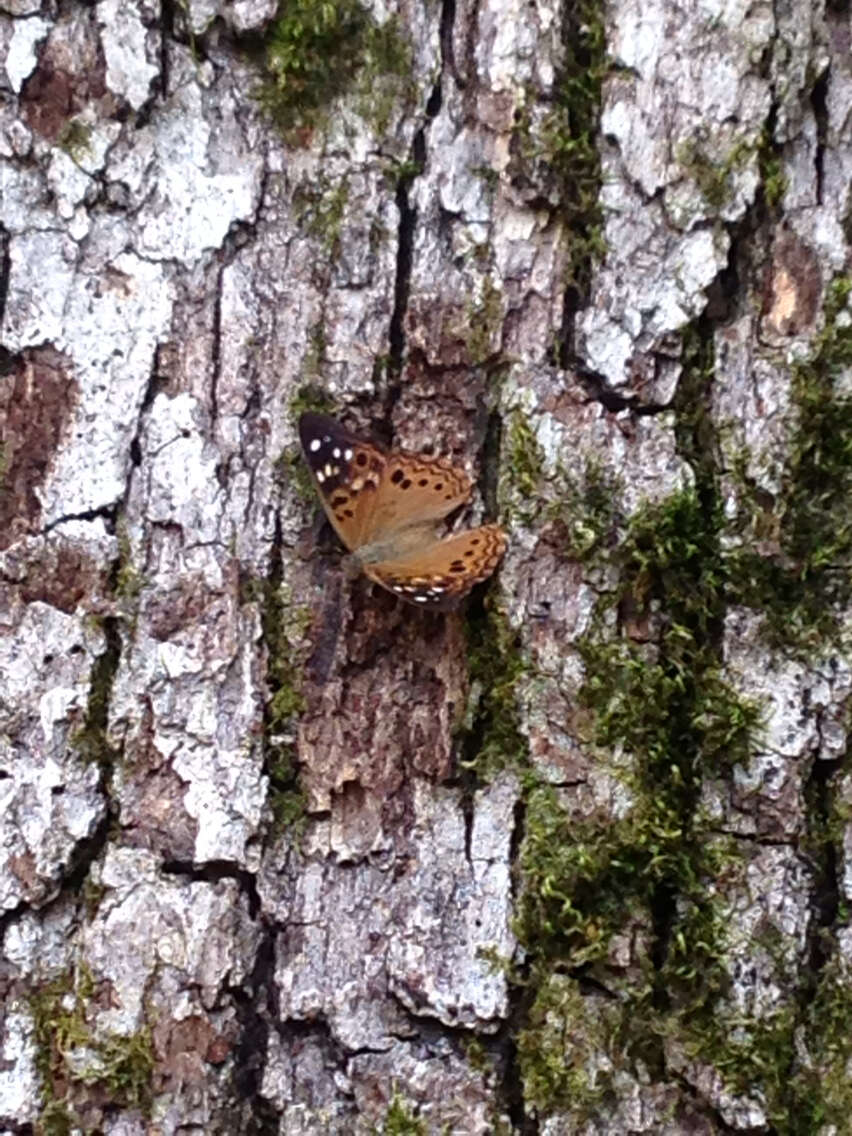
298 413 506 606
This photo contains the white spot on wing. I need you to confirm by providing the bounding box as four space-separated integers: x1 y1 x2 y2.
344 448 353 461
316 471 325 483
333 447 341 459
309 439 321 453
414 595 428 603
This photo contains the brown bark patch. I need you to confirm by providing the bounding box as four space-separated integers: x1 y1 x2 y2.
120 707 199 861
763 228 822 337
155 1014 233 1075
7 851 38 896
0 346 78 549
299 607 467 825
146 578 216 641
19 18 108 142
15 540 108 613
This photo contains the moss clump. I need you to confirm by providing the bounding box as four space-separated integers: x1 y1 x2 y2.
114 521 142 604
784 954 852 1133
30 965 155 1126
582 489 758 782
260 574 313 836
513 0 607 301
518 975 620 1122
728 277 852 653
70 619 121 770
382 1089 427 1135
258 0 412 138
514 475 760 1119
502 409 546 509
462 598 528 781
466 277 504 366
757 127 787 210
293 175 350 256
57 118 93 163
677 135 755 211
550 459 622 563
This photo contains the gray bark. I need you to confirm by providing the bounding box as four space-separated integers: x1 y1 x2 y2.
1 0 850 1132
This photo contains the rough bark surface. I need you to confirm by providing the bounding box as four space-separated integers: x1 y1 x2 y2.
1 0 851 1132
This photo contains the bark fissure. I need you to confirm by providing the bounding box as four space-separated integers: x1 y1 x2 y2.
161 858 262 918
810 64 830 208
386 3 450 390
211 262 224 423
0 224 11 332
231 921 278 1133
159 0 175 99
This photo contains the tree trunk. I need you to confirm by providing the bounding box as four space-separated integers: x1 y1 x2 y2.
1 0 850 1131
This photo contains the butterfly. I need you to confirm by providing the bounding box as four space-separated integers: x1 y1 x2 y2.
298 413 507 607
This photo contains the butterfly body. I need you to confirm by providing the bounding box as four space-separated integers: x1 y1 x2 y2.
298 413 506 606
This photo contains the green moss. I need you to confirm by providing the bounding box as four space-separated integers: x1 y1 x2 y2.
786 955 852 1133
382 1089 427 1135
517 975 617 1122
56 118 93 162
462 598 528 781
513 1 607 300
261 577 313 836
466 277 504 366
354 16 415 136
727 277 852 653
288 375 335 422
70 620 121 770
677 136 755 211
30 965 154 1126
506 286 849 1129
514 397 760 1119
78 1029 154 1112
257 0 412 139
550 459 622 563
502 409 546 507
382 156 423 187
114 521 142 604
757 127 787 209
294 175 350 255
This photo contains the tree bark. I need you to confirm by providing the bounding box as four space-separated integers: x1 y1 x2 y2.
1 0 850 1132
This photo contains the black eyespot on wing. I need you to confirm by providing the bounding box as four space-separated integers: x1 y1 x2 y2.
391 469 404 484
356 452 368 467
400 478 411 490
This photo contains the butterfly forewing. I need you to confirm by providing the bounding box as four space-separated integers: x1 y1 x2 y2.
364 524 507 606
298 413 386 550
368 452 472 539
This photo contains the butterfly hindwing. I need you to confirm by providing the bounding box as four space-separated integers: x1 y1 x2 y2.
363 525 507 607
